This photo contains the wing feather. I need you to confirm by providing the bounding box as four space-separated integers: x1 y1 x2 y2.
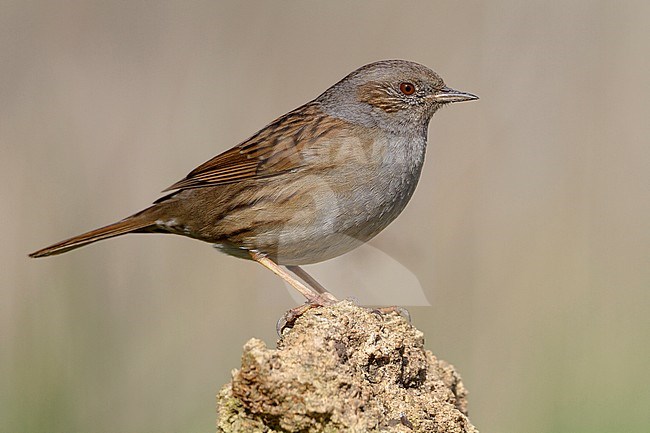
163 102 328 191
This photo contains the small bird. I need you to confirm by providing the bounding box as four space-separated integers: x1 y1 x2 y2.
30 60 477 305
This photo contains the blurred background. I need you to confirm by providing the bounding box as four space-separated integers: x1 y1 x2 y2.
2 1 649 432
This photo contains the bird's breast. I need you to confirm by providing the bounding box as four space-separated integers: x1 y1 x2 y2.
337 133 427 234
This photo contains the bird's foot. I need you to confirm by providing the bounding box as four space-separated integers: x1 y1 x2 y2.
370 305 411 323
276 292 339 335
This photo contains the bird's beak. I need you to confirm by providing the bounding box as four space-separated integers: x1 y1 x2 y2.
431 86 479 103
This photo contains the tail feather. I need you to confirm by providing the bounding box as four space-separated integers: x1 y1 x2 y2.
29 216 155 258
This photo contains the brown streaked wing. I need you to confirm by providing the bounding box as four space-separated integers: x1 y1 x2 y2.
163 102 331 191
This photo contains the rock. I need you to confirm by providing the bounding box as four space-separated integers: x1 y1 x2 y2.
217 301 478 433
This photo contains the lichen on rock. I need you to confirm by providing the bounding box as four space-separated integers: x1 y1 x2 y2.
217 301 479 433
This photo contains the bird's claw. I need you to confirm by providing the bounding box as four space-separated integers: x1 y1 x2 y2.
276 293 338 336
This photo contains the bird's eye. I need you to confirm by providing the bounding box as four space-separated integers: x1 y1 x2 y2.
399 82 416 95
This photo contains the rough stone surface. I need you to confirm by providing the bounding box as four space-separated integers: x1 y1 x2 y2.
217 301 479 433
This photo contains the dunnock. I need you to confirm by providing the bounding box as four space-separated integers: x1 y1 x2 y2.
30 60 477 304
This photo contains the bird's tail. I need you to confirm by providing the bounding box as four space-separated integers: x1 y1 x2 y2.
29 210 157 258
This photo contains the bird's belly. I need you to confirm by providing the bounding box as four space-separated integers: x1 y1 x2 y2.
215 208 398 265
213 169 417 265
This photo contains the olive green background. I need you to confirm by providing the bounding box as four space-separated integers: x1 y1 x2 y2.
2 1 649 432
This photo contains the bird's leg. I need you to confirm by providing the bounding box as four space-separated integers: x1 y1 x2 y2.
285 265 338 302
276 265 338 332
249 252 322 303
249 253 340 334
284 264 409 322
